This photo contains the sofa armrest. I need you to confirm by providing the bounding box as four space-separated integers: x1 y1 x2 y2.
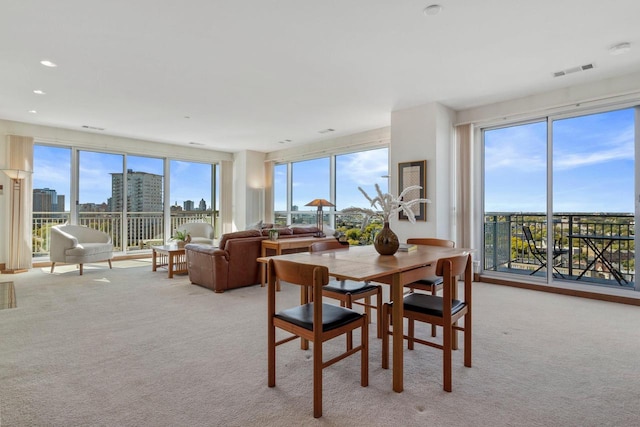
50 227 79 262
185 244 230 292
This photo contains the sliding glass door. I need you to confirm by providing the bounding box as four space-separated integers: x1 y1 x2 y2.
483 106 637 290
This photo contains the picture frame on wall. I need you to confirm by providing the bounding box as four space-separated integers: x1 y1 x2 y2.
398 160 427 221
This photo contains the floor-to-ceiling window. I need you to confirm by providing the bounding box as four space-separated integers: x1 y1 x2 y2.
78 150 124 250
32 144 218 259
169 160 215 238
32 145 71 257
483 106 637 291
273 147 389 243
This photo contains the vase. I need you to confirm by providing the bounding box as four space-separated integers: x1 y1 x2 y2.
177 240 186 248
374 222 399 255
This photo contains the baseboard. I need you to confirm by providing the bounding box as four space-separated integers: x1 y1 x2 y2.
479 274 640 306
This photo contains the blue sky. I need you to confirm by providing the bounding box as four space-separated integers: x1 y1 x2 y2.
484 107 635 214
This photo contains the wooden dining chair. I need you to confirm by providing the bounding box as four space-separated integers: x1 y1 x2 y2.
404 238 455 337
309 240 383 346
267 258 368 418
381 253 472 392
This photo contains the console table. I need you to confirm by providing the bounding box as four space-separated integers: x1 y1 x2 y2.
260 236 336 287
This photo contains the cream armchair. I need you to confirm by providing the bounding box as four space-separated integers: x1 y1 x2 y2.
177 222 215 245
50 224 114 275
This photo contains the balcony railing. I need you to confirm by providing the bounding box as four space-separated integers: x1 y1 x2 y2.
32 211 218 258
485 212 635 288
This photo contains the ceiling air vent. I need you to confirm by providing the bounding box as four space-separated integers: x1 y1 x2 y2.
553 63 595 78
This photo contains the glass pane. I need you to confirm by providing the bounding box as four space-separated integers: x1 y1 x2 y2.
274 163 287 211
335 148 388 245
483 121 547 274
553 108 635 287
79 151 124 250
33 145 71 258
126 156 164 250
170 160 213 235
291 157 329 223
335 148 388 210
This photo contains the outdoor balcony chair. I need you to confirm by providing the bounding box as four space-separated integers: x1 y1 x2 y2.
522 225 568 278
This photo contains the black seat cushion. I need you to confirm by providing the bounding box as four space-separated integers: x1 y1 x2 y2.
391 293 466 317
323 280 379 295
275 302 363 332
406 276 443 287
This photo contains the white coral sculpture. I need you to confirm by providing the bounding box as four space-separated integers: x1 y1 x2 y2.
342 183 431 224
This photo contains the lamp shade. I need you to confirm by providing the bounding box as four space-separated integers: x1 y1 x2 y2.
305 199 335 208
2 169 32 180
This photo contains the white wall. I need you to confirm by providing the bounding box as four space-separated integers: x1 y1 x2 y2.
232 150 266 231
390 102 456 242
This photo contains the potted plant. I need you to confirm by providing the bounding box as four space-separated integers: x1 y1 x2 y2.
172 229 191 248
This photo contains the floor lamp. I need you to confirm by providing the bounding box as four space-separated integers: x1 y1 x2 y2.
305 198 334 238
2 169 31 274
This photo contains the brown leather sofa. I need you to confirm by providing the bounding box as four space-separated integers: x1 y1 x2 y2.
185 226 320 293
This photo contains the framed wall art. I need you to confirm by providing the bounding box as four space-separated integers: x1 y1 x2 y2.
398 160 427 221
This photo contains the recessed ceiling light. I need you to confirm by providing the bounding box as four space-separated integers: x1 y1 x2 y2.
423 4 442 15
40 60 57 67
609 42 631 56
33 89 46 95
28 110 37 114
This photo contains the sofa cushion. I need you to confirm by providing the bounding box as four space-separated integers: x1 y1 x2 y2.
246 220 263 231
218 229 262 249
291 225 320 234
261 227 293 236
66 243 113 257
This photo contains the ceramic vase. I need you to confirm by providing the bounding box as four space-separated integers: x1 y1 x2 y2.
374 222 399 255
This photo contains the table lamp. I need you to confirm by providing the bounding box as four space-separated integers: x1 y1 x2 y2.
305 199 335 237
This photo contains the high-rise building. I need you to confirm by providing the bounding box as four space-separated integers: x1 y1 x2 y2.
183 200 194 211
33 188 58 212
198 198 207 211
111 169 163 212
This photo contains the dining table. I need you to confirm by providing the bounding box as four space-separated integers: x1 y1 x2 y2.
257 243 473 393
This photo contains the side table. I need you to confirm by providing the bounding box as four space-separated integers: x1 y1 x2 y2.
152 245 188 278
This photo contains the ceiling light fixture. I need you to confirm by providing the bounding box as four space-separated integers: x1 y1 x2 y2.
423 4 442 15
33 89 46 95
40 60 57 67
28 110 37 114
609 42 631 56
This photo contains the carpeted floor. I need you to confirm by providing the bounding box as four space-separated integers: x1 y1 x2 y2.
1 260 639 426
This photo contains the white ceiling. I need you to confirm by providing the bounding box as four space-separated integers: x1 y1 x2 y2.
1 1 640 153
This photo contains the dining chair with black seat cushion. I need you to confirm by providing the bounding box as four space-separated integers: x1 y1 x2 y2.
309 240 383 346
404 238 455 337
267 258 368 418
522 225 568 278
381 253 472 392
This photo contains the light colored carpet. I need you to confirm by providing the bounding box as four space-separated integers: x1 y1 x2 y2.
1 260 639 426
